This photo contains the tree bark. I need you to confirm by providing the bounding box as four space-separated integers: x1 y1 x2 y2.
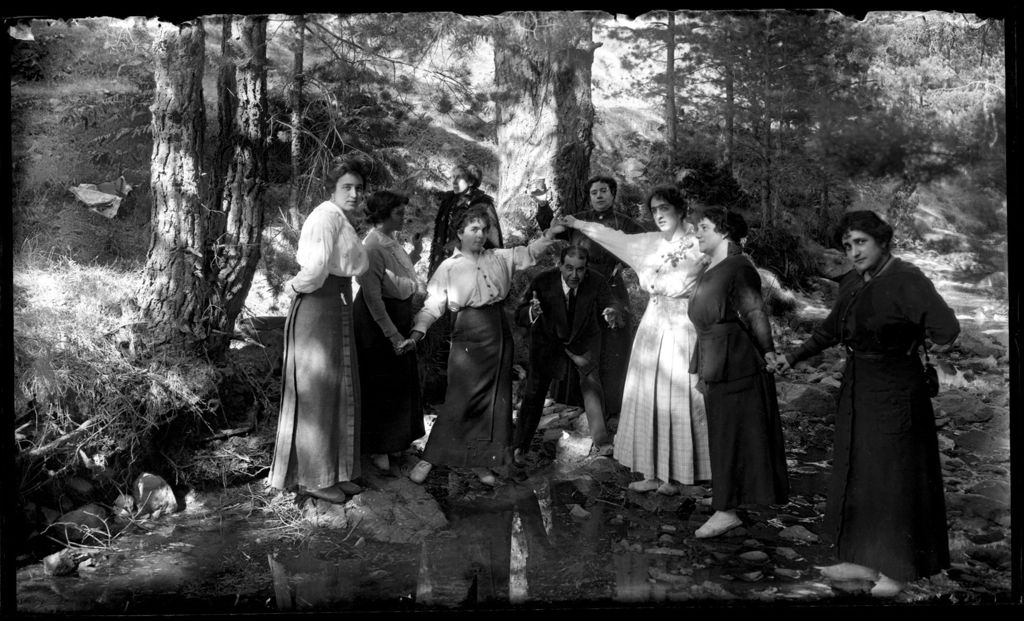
136 20 209 352
664 12 678 156
724 64 735 174
493 12 598 238
213 16 237 214
287 15 306 231
207 16 269 355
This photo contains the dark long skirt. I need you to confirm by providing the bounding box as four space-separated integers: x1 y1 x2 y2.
705 370 788 511
269 275 361 491
423 305 513 469
353 292 424 455
827 352 949 582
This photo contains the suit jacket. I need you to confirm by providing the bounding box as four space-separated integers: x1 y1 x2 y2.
515 267 621 377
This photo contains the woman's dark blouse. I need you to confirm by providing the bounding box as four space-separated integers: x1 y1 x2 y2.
688 245 775 382
790 258 959 362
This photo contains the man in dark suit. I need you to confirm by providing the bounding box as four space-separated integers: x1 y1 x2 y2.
513 246 623 463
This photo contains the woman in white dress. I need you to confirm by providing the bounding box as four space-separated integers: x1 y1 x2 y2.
561 184 710 495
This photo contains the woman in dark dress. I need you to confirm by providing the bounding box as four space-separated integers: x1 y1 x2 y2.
406 206 562 486
776 210 959 597
688 207 789 538
269 156 370 504
353 190 426 473
427 163 503 279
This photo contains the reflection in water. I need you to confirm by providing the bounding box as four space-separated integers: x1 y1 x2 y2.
268 551 358 610
268 472 831 609
416 485 550 606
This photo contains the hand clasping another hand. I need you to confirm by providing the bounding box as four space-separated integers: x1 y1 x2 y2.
393 337 416 356
765 352 792 375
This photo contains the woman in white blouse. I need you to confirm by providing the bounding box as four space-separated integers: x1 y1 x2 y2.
560 184 711 496
406 205 564 486
353 190 426 474
268 157 370 504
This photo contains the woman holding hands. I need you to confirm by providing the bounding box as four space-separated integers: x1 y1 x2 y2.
688 207 788 538
353 190 426 474
776 210 959 597
406 206 563 486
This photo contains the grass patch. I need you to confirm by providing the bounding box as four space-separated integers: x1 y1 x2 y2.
12 245 222 494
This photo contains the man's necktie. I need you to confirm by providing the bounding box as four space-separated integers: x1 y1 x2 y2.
566 287 577 323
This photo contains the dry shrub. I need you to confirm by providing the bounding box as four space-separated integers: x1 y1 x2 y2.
13 246 222 491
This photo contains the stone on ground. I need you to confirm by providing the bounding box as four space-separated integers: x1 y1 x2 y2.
47 503 109 544
344 475 448 544
43 549 78 577
132 473 178 516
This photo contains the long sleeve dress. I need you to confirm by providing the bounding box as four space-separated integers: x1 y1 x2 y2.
570 219 711 485
412 236 556 469
562 208 647 417
787 257 960 582
270 200 368 492
688 243 789 511
353 228 426 456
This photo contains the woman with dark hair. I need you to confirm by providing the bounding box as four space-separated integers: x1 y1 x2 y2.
560 174 647 420
406 205 563 486
427 163 503 279
560 184 710 495
688 207 788 538
776 210 959 597
353 190 426 473
269 155 371 504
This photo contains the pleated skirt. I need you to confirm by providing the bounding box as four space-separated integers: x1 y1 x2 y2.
613 295 711 484
269 276 361 491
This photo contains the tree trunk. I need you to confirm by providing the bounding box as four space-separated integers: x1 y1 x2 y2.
758 26 773 228
724 64 735 174
137 20 209 352
207 16 269 356
213 17 237 214
287 15 306 231
493 12 599 239
664 12 678 156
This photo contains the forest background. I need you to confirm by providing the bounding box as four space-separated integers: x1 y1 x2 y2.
6 10 1010 527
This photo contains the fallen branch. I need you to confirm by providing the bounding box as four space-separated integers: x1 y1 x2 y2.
199 425 255 443
24 419 100 458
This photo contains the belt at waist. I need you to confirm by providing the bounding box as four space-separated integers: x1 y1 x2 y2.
321 276 354 288
308 275 353 299
451 301 503 313
844 346 914 360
